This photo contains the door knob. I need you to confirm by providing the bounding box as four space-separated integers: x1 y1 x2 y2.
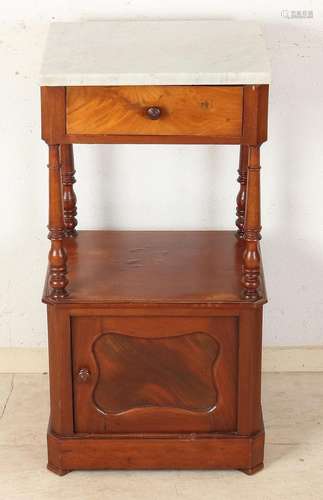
78 368 90 382
146 106 161 120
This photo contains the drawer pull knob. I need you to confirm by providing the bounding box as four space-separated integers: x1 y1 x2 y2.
146 106 161 120
78 368 90 382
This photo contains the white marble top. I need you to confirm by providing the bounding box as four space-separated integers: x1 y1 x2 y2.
40 20 271 86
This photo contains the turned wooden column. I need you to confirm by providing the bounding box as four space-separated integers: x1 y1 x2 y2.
242 145 261 300
236 145 249 239
48 144 68 298
60 144 77 237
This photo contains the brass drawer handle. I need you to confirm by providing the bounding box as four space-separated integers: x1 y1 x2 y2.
146 106 161 120
78 368 90 382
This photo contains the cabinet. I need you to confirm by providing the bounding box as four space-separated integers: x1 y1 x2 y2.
41 20 270 475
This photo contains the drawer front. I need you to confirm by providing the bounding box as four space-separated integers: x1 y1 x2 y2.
72 315 238 434
66 85 243 137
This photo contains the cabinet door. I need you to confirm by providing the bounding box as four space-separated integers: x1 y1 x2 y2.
72 316 238 434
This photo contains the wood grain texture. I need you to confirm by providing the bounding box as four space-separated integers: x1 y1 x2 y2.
237 308 263 434
43 230 266 305
59 134 243 145
47 305 74 435
47 426 264 472
93 332 219 413
42 78 268 474
72 315 238 433
47 145 68 298
60 144 77 237
40 85 268 145
66 86 243 137
41 87 66 144
236 145 249 239
243 146 262 299
242 85 269 145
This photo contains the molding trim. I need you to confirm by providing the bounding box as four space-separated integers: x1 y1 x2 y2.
0 346 322 373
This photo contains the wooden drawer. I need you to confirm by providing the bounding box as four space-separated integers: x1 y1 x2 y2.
72 315 238 434
66 85 243 137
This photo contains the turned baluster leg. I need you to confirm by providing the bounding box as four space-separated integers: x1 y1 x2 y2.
242 145 261 300
48 145 68 298
235 145 249 239
60 144 78 237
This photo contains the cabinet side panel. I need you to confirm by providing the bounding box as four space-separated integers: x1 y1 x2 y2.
47 305 74 434
237 307 263 434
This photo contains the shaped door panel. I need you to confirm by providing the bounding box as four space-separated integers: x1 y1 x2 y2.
72 316 238 434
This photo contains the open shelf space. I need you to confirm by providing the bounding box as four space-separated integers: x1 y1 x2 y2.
43 230 265 305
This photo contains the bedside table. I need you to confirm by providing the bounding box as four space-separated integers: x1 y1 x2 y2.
40 20 270 475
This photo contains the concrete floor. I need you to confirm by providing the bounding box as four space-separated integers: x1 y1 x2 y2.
0 373 322 499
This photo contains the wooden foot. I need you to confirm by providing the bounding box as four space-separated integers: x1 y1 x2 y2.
241 462 264 475
47 463 71 476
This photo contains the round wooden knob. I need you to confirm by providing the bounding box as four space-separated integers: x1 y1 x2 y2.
146 106 161 120
78 368 90 382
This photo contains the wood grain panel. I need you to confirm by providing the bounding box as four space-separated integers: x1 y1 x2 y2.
72 315 238 434
93 332 219 413
66 86 243 136
48 427 264 473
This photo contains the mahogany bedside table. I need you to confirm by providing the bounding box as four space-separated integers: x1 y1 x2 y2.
40 20 270 475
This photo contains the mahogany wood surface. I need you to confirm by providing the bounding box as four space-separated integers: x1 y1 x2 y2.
46 295 264 474
43 230 266 305
41 80 269 475
46 300 264 472
72 316 238 434
41 85 268 146
235 145 249 239
60 144 77 237
47 145 68 299
47 426 264 473
47 305 74 435
66 86 243 137
47 303 264 438
237 308 263 435
91 333 220 413
243 146 262 299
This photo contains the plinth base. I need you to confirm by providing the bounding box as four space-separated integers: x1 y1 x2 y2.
47 425 264 475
